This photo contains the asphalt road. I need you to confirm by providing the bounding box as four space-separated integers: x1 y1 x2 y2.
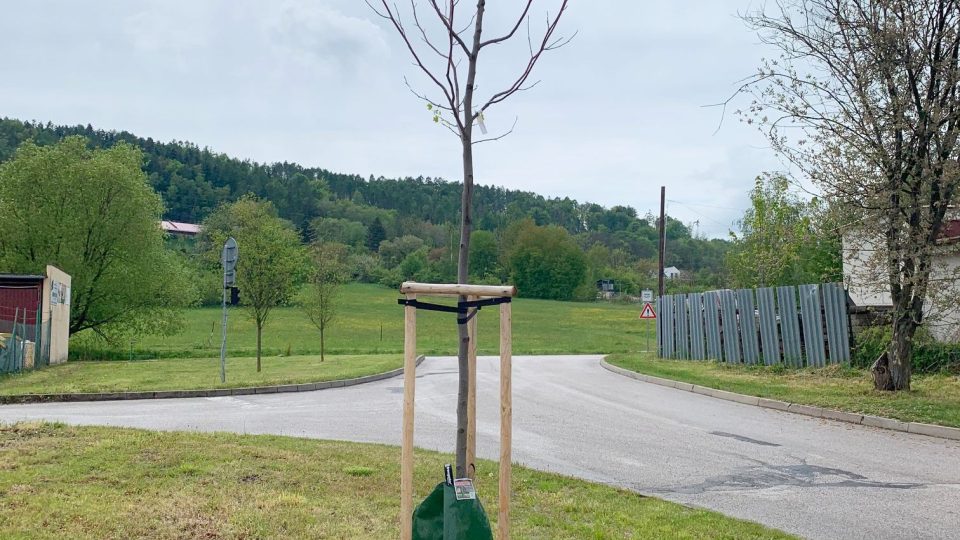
2 355 958 539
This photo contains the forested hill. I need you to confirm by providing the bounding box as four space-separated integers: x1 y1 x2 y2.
0 118 729 282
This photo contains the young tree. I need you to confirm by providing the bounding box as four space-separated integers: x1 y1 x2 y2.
726 174 841 288
301 243 349 362
201 196 304 372
370 0 571 477
0 136 194 338
736 0 960 390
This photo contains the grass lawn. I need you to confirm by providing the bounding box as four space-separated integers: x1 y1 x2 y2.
608 353 960 428
0 423 794 539
0 354 400 395
83 283 652 360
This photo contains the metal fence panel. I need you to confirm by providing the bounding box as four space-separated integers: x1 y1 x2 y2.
688 293 706 360
736 289 760 365
776 286 803 367
662 295 675 358
822 283 851 363
704 291 723 360
756 287 780 365
799 284 827 367
719 289 742 364
675 294 689 359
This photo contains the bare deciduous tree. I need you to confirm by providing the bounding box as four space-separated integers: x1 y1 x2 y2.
368 0 571 475
302 242 350 362
733 0 960 391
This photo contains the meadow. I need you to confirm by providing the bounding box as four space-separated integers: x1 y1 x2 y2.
99 283 654 359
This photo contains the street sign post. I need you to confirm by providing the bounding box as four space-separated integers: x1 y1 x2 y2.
639 302 657 353
220 237 238 383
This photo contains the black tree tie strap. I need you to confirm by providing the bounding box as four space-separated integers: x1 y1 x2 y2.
397 296 512 324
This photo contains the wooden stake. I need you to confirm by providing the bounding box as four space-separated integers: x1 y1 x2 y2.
467 296 479 480
400 281 517 298
401 293 416 540
498 301 512 540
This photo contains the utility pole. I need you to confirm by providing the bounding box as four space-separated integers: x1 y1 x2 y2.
658 186 666 298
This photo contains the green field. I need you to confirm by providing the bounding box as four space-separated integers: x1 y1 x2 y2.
0 423 793 539
608 353 960 428
0 354 401 396
91 283 653 359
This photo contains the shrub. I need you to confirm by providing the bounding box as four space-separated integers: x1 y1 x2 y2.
853 325 960 374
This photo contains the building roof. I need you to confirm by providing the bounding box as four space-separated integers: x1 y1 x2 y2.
0 274 45 283
160 220 202 235
664 266 681 274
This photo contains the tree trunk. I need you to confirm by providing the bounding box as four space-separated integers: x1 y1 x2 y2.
452 0 485 480
256 323 262 373
875 311 915 391
320 326 325 362
454 139 474 478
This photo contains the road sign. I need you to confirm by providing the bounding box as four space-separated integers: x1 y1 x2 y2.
222 237 238 288
220 237 238 383
639 302 657 319
641 289 653 302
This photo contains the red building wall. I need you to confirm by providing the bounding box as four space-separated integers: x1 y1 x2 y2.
0 282 42 325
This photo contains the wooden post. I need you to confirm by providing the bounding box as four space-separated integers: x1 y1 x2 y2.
498 301 512 540
401 293 416 540
466 295 478 480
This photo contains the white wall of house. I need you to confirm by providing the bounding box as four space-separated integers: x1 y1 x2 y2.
843 234 960 342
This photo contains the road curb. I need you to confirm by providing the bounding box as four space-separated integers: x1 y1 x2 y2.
0 356 425 405
599 359 960 442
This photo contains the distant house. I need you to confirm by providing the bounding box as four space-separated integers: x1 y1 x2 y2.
596 279 616 300
160 220 201 237
843 219 960 342
663 266 682 280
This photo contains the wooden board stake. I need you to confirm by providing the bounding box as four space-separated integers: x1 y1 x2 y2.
498 301 512 540
401 293 416 540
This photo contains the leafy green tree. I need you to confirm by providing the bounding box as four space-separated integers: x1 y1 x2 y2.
468 230 499 280
378 235 425 268
398 248 429 282
201 196 305 371
0 136 194 337
309 217 367 247
301 242 349 362
726 174 840 288
507 223 587 301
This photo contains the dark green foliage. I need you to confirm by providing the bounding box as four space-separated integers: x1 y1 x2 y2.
468 230 498 279
366 217 387 251
507 223 587 301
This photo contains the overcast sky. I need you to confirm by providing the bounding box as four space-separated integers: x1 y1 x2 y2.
1 0 791 238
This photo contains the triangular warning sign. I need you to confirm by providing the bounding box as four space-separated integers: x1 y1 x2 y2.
639 302 657 319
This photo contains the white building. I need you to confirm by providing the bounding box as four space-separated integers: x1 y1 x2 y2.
663 266 682 279
843 220 960 342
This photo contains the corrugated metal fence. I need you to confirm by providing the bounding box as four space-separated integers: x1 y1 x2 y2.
656 283 851 366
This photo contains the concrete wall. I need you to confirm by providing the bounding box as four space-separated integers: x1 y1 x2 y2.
41 265 71 364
